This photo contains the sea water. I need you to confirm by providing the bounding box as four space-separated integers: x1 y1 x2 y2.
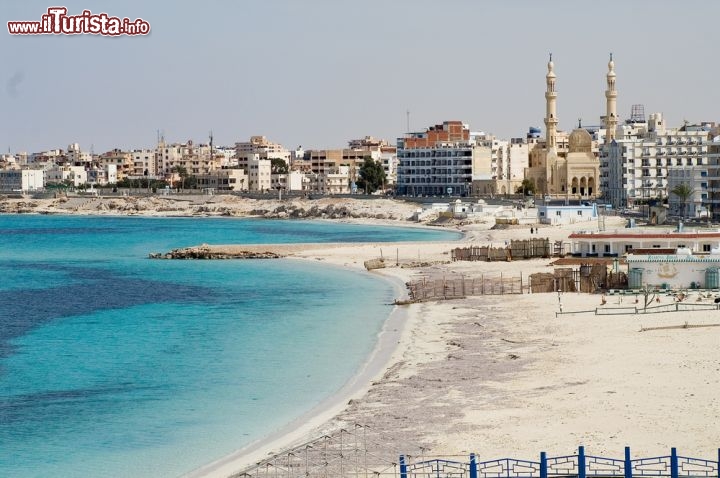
0 215 460 478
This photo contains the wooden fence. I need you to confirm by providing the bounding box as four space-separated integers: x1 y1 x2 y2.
406 274 523 302
451 239 550 262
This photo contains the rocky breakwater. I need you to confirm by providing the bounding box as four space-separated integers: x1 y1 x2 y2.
149 244 283 260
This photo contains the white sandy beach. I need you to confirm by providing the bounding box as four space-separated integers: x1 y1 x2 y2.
4 195 719 475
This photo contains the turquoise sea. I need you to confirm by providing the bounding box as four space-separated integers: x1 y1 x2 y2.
0 215 460 478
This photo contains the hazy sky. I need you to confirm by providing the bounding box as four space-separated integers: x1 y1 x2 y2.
2 0 719 153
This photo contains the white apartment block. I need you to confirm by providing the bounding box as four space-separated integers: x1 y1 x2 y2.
380 147 398 186
45 164 87 187
667 166 709 218
473 136 530 195
248 157 272 192
271 170 306 191
0 169 45 192
601 112 714 209
319 166 350 194
131 149 156 178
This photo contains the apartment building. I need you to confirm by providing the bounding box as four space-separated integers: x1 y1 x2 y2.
155 140 220 178
0 168 44 192
248 157 272 192
196 168 248 192
131 149 157 178
235 136 290 171
97 149 133 181
601 113 714 209
396 120 480 197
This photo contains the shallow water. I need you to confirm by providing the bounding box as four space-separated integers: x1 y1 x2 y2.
0 215 460 477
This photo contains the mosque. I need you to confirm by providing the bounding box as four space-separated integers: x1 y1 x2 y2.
525 55 616 199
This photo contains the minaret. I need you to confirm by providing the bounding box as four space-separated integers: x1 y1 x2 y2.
605 53 618 142
544 53 558 149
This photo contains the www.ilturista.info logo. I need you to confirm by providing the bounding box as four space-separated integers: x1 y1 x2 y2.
8 7 150 36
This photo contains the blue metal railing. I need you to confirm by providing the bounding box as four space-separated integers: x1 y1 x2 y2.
399 447 720 478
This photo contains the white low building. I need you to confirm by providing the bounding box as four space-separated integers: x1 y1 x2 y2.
569 227 720 257
537 203 598 225
626 249 720 289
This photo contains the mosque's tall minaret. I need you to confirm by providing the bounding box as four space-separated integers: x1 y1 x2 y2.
544 53 558 148
605 53 617 142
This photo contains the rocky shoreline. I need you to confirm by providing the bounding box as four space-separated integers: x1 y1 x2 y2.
0 195 423 222
149 244 284 260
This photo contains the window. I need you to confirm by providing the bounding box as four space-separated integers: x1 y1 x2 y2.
577 210 583 216
625 244 633 252
540 211 545 217
703 244 712 252
652 245 661 248
555 210 561 216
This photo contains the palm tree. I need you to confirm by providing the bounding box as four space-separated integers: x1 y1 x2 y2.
670 183 694 219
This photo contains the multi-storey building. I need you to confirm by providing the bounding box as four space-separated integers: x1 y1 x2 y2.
66 143 93 166
247 156 272 192
396 120 480 196
131 149 156 178
235 136 290 168
45 164 87 187
472 135 529 195
97 149 133 181
155 139 220 179
380 145 398 187
0 169 44 192
602 112 714 209
196 168 248 192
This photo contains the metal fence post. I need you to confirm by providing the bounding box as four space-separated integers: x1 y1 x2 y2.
671 448 678 478
541 452 548 478
625 447 632 478
579 446 586 478
400 455 407 478
470 453 478 478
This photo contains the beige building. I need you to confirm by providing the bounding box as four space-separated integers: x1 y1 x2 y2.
196 168 248 192
525 55 602 199
97 149 133 181
156 139 221 181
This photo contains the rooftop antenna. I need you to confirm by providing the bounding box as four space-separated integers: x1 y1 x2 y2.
209 130 214 158
630 104 645 123
578 118 582 128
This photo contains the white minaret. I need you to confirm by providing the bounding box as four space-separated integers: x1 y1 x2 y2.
544 53 558 149
605 53 618 142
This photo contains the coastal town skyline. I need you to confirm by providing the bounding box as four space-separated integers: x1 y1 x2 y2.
3 0 720 153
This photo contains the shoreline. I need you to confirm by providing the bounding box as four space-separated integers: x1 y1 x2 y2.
183 262 417 478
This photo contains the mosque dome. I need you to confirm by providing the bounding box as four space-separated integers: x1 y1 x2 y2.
568 128 592 153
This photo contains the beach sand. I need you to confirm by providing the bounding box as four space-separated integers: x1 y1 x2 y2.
184 215 720 477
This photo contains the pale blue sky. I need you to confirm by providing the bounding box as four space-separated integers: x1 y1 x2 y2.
2 0 718 153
